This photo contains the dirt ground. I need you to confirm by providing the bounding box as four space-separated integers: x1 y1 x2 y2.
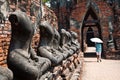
81 57 120 80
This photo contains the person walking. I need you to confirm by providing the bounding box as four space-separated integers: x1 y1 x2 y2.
95 42 102 62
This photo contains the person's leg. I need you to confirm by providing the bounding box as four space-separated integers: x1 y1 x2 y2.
96 52 99 62
99 52 102 62
96 52 101 62
97 55 99 62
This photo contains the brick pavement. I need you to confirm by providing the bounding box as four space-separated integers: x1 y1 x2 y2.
82 57 120 80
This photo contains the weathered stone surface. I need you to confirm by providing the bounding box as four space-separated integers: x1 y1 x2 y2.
0 1 84 80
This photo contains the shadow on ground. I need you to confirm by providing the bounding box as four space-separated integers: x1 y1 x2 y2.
84 52 96 57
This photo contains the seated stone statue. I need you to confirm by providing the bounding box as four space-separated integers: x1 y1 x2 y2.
0 66 13 80
59 29 74 56
65 31 77 52
37 21 64 65
52 28 69 59
7 10 51 80
70 31 80 50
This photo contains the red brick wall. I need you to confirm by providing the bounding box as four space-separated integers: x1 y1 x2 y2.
70 0 120 58
0 20 11 67
0 1 84 79
0 3 58 66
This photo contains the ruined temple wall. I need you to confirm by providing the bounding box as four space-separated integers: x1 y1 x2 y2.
95 0 114 57
70 0 117 58
113 9 120 53
0 3 83 79
0 20 11 67
0 1 84 79
0 3 58 66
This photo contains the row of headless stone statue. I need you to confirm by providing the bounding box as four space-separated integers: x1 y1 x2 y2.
0 10 80 80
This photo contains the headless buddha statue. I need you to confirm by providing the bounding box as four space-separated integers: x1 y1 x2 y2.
37 21 64 65
66 31 77 52
0 66 13 80
70 31 80 50
59 29 74 56
52 28 69 59
7 10 51 80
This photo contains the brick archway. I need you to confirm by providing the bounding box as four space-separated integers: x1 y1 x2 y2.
81 5 102 52
70 1 115 58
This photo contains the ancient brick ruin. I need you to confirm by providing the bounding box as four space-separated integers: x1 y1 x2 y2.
70 0 120 59
0 0 83 80
0 0 120 80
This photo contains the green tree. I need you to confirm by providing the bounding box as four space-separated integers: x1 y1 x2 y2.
42 0 49 3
